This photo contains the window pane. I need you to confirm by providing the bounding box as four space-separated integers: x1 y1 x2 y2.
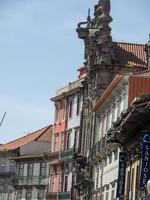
40 163 46 177
69 98 73 118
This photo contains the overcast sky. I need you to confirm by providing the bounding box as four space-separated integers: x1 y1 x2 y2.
0 0 149 144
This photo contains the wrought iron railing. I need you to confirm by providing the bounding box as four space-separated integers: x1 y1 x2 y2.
13 176 48 186
60 148 74 160
89 136 107 160
46 192 71 200
0 171 15 178
58 192 71 199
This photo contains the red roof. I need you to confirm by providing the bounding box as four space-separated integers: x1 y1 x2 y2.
0 125 52 151
114 42 147 68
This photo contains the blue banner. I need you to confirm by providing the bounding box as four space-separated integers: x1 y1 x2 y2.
140 130 150 188
116 152 126 199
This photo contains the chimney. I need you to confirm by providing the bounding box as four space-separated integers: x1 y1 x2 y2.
145 34 150 70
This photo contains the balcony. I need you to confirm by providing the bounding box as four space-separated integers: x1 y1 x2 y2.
48 151 60 163
13 176 48 186
46 192 58 200
60 148 74 160
0 171 15 179
89 136 107 160
46 192 71 200
58 192 71 200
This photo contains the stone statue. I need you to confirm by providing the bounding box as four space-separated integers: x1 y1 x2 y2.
99 0 111 14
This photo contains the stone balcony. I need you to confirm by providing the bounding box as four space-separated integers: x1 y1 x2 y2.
48 151 60 163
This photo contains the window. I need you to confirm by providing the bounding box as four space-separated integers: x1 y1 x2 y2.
72 175 76 199
96 165 99 189
111 190 115 200
16 190 22 200
69 98 73 118
8 190 13 200
61 132 65 150
117 99 121 118
55 103 60 122
51 176 55 192
54 133 59 152
74 129 79 150
10 164 15 173
0 190 2 200
58 175 62 192
0 164 5 173
40 163 46 177
105 191 109 200
26 189 32 200
64 176 68 192
126 171 130 199
76 95 82 115
108 153 112 164
63 100 67 120
104 157 107 167
67 131 71 149
131 168 135 196
38 190 44 200
136 165 140 194
28 164 34 177
113 150 118 161
18 164 24 176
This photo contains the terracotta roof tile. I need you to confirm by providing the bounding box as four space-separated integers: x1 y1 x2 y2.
114 42 147 67
0 125 52 151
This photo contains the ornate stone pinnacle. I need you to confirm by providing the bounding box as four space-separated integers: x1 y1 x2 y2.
102 0 111 14
87 8 91 22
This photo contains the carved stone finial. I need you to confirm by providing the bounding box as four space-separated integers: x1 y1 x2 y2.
102 0 111 14
87 8 91 21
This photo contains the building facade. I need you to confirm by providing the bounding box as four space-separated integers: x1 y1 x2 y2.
76 0 147 199
107 72 150 200
0 125 52 200
46 69 85 200
0 151 16 200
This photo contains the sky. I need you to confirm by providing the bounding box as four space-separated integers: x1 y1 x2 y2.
0 0 149 144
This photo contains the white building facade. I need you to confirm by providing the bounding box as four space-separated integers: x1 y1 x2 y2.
90 75 129 200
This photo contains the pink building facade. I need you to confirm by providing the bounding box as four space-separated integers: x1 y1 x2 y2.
46 68 86 200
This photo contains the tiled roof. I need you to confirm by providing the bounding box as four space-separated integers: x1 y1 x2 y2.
0 125 52 151
114 42 147 68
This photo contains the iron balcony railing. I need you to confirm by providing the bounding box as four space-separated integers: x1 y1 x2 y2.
46 192 71 200
13 176 48 186
0 171 15 179
60 148 74 160
58 192 71 200
89 136 107 160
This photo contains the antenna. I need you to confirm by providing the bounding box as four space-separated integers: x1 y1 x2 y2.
0 112 6 127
